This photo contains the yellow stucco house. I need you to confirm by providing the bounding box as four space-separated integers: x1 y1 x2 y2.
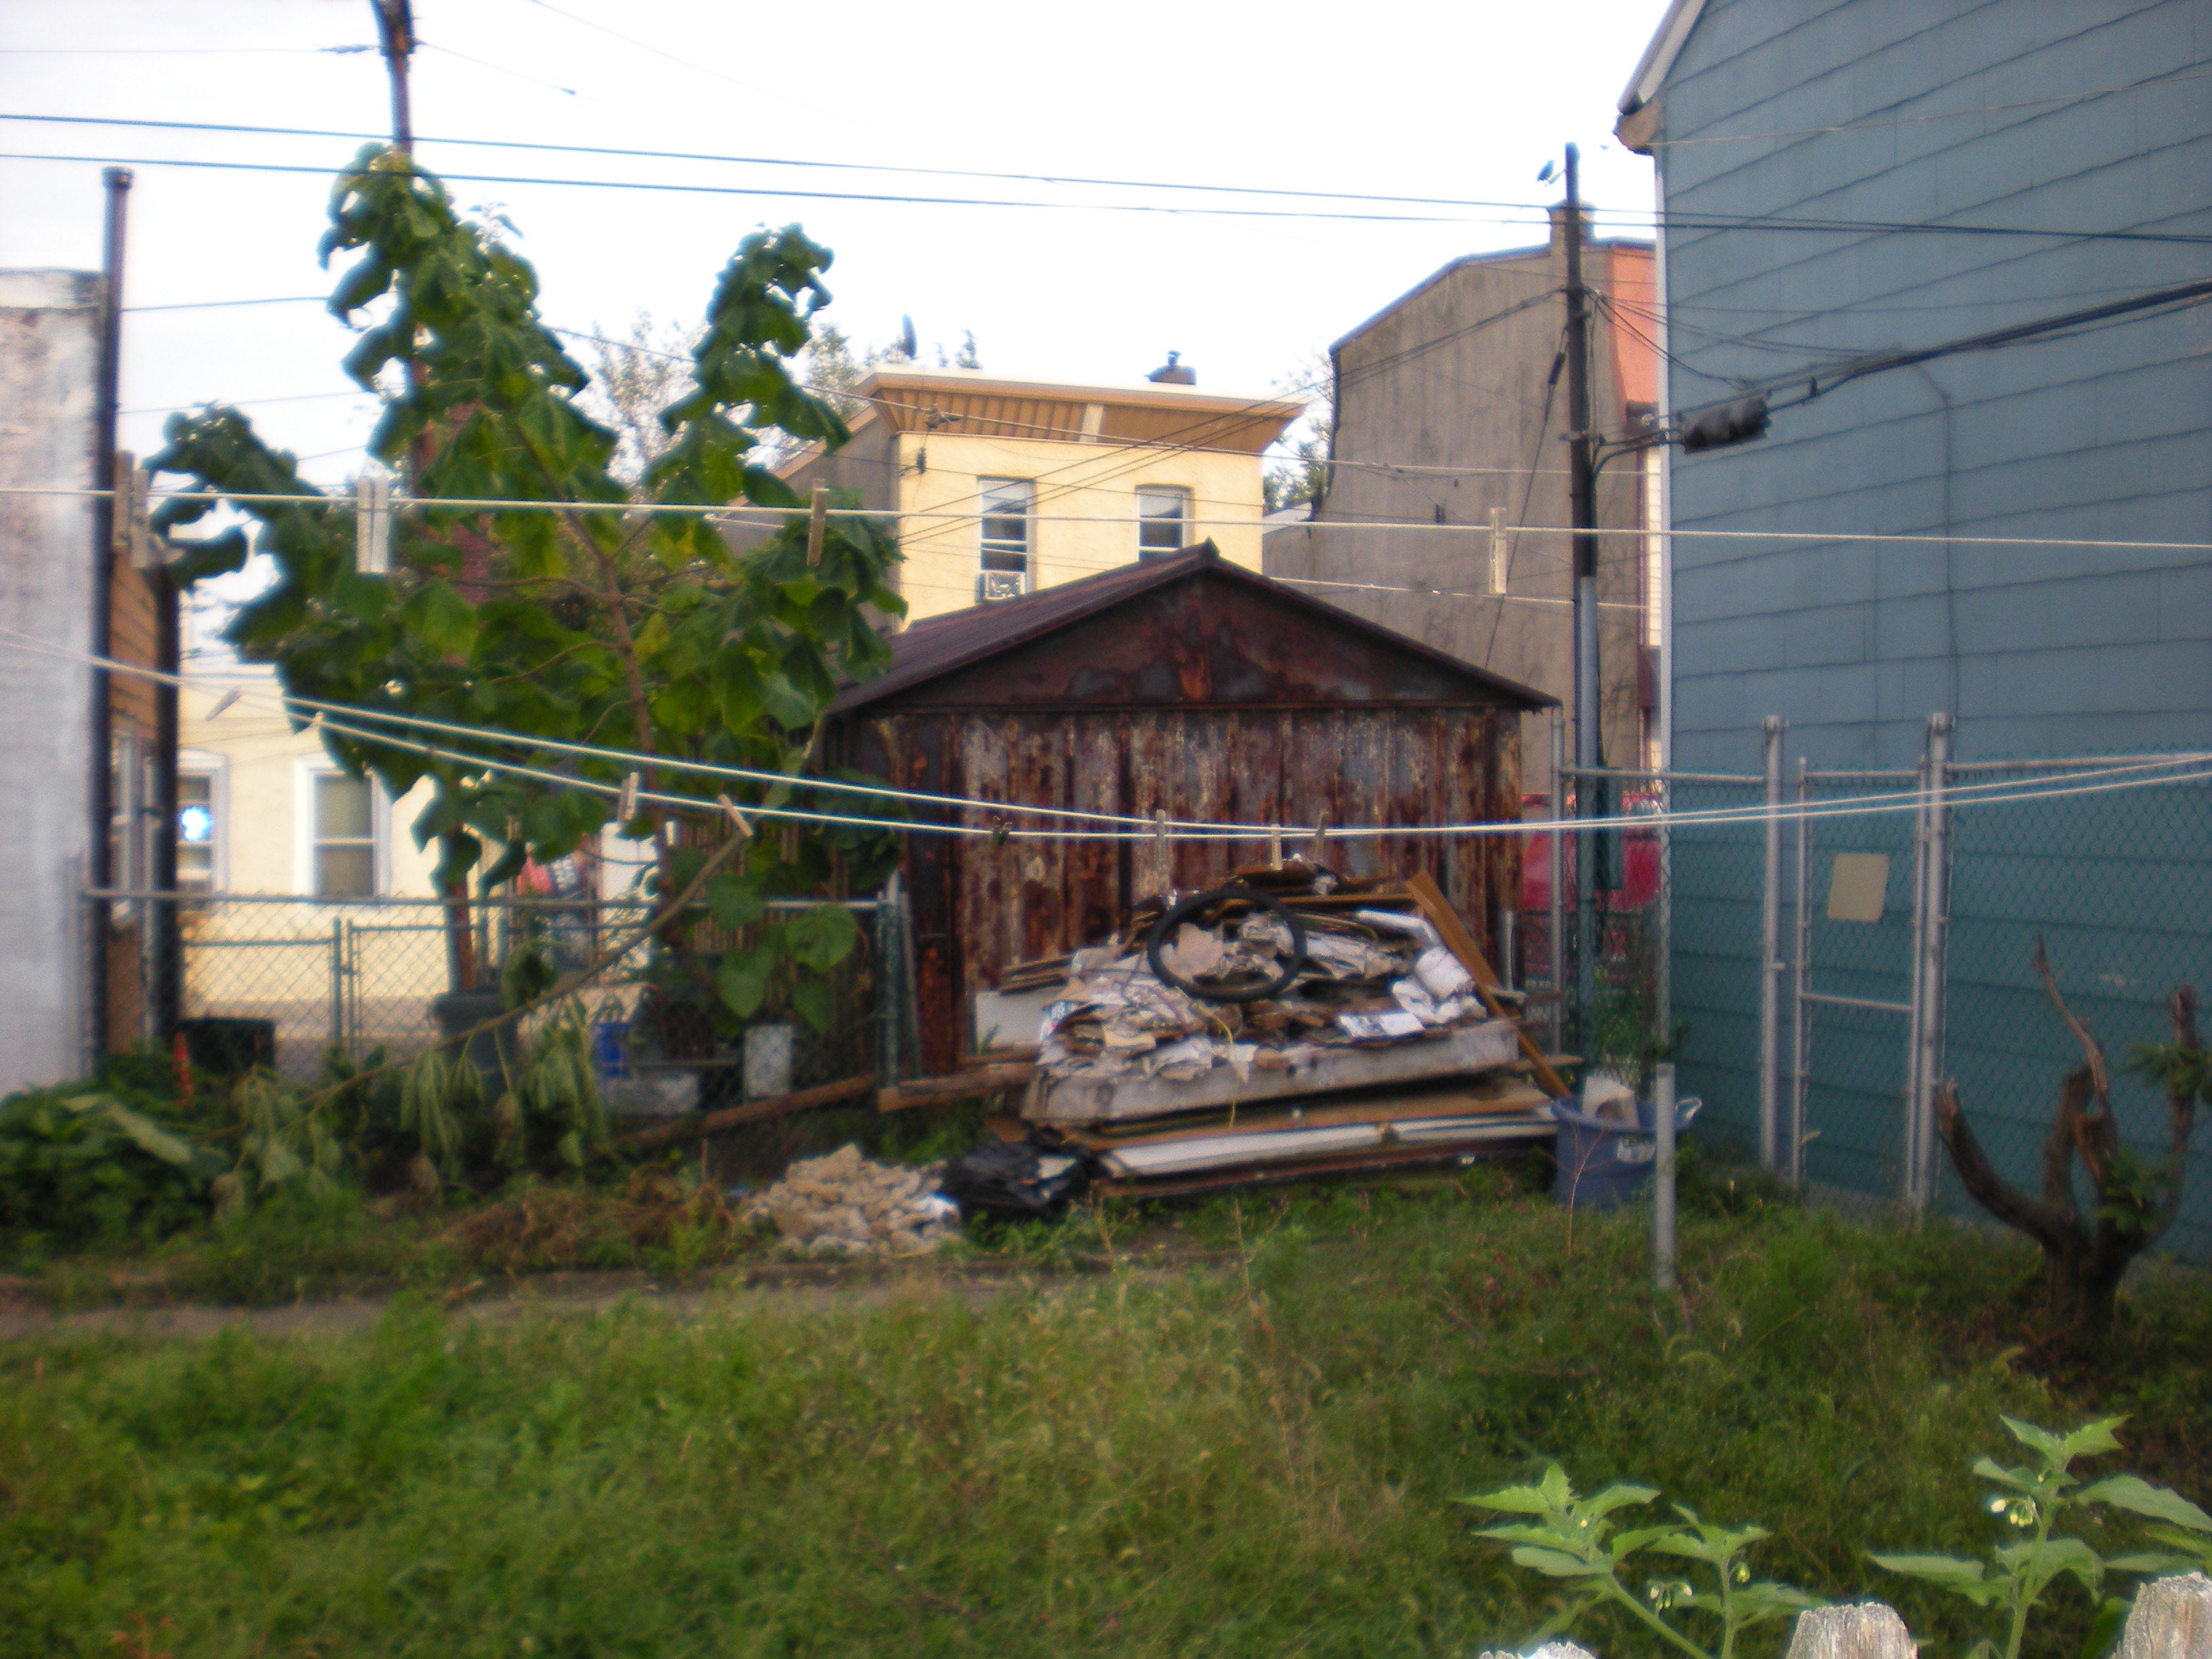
777 364 1304 622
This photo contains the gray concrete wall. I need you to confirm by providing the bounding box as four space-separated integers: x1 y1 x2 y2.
1653 0 2212 775
0 270 102 1093
1264 232 1653 801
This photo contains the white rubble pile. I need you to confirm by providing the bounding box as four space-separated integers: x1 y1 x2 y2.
743 1144 959 1258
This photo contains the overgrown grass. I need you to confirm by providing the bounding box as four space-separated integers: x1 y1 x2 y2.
2 1178 2207 1658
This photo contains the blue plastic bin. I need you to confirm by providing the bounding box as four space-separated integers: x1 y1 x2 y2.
1551 1093 1702 1210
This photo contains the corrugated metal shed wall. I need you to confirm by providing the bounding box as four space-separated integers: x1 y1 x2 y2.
1649 0 2212 1248
830 565 1535 1074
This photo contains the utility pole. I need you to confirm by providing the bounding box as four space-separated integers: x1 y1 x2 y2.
1562 144 1601 790
371 0 415 155
88 165 132 1057
1560 143 1603 1041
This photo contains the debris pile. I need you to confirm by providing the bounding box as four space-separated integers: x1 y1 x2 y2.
978 863 1565 1194
1036 867 1492 1090
742 1144 958 1258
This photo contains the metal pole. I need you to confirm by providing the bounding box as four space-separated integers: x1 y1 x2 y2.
1911 714 1954 1213
329 916 345 1046
1902 730 1935 1214
1654 1061 1678 1291
1757 716 1785 1173
1561 145 1602 1044
1548 708 1567 1051
1789 758 1811 1189
87 165 132 1059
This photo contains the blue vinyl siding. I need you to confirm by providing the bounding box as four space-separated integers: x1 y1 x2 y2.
1648 0 2212 1247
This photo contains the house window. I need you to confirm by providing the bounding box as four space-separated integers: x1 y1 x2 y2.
1136 487 1190 558
312 773 376 897
177 771 217 892
977 477 1031 600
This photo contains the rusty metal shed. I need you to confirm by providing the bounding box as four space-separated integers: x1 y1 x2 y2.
823 544 1554 1076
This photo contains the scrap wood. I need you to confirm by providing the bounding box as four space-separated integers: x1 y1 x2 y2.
962 1044 1040 1068
878 1062 1036 1112
1054 1080 1552 1150
1405 869 1571 1099
612 1075 876 1154
1090 1140 1543 1201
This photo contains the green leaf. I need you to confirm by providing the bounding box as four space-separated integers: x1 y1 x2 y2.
2060 1418 2128 1462
1509 1546 1611 1579
2002 1416 2071 1465
1975 1457 2037 1493
1997 1536 2104 1591
96 1102 201 1169
1871 1553 2008 1606
1459 1482 1556 1517
716 954 769 1018
2102 1553 2196 1575
406 579 478 657
790 975 835 1035
1580 1483 1660 1521
2076 1475 2212 1534
2081 1595 2132 1659
784 904 858 972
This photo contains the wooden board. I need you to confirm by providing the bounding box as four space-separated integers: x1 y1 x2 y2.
1405 869 1571 1099
1090 1139 1548 1200
1023 1017 1522 1126
1055 1079 1551 1149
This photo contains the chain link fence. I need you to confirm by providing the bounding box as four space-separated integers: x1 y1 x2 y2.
102 891 907 1105
1555 733 2212 1264
1940 756 2212 1263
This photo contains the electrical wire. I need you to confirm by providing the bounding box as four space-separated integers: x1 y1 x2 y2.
0 148 1540 228
17 483 2212 555
9 628 2211 844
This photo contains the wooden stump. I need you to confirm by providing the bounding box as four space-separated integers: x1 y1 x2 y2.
2118 1573 2212 1659
1784 1602 1917 1659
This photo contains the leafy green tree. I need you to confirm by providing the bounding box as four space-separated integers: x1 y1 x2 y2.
150 144 907 1039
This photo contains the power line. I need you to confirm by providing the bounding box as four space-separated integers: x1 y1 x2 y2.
14 112 2212 245
125 295 327 313
12 626 2210 843
0 148 1521 228
0 109 1580 215
16 483 2212 554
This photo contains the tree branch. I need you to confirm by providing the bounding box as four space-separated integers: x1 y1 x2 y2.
1935 1082 2079 1256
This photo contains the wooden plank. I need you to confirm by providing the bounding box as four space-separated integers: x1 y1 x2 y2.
1406 868 1572 1099
611 1075 875 1153
1025 1017 1522 1126
1090 1139 1547 1200
1057 1080 1552 1149
878 1062 1036 1112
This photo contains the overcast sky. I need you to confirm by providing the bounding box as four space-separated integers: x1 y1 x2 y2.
3 0 1668 488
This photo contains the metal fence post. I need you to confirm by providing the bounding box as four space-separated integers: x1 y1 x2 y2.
1548 708 1567 1051
1788 758 1811 1189
1908 714 1954 1214
1759 716 1785 1174
329 915 345 1047
1654 1060 1678 1291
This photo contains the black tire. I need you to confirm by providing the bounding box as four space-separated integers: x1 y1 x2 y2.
1145 886 1309 1004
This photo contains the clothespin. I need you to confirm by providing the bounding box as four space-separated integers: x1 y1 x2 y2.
1267 817 1282 869
716 792 755 839
112 451 154 569
1309 808 1330 867
805 483 828 568
990 812 1012 849
355 472 392 574
617 771 639 824
206 685 243 719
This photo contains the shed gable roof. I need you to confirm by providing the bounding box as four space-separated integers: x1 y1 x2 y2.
829 544 1554 715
